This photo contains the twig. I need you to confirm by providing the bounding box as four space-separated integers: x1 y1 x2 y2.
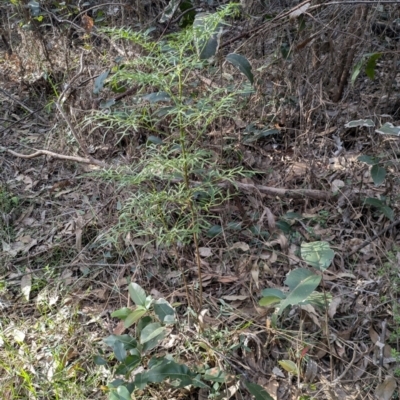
347 220 400 258
0 146 109 168
0 88 47 124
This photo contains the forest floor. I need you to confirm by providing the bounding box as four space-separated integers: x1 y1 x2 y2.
1 1 400 399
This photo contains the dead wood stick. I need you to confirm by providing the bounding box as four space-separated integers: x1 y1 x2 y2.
222 181 333 201
0 146 109 168
347 219 400 258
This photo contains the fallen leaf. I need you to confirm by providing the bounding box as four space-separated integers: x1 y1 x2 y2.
231 242 250 252
222 295 248 301
375 376 397 400
328 296 342 318
199 247 212 257
21 270 32 301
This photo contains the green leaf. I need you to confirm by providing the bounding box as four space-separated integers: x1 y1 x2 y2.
93 70 109 94
128 283 147 306
143 92 171 103
365 52 381 80
115 353 141 375
147 135 164 145
193 13 223 60
206 225 222 237
351 59 363 85
365 197 384 207
278 360 299 375
115 385 131 400
259 296 283 307
261 288 286 298
259 288 286 307
278 273 321 315
345 119 375 128
103 335 137 351
244 381 274 400
124 308 147 328
371 164 386 186
300 241 334 270
226 53 254 84
159 0 180 23
376 122 400 136
111 307 132 320
93 355 107 365
381 206 394 221
153 298 175 324
140 323 166 345
357 155 377 165
285 268 314 290
113 340 127 361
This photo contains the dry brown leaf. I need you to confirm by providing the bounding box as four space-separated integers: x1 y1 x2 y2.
113 320 126 335
328 296 342 318
221 295 248 301
230 242 250 252
21 269 32 301
265 379 279 400
251 260 259 289
198 247 212 257
375 376 397 400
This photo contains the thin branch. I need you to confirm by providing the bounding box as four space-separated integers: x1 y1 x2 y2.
0 88 47 124
347 219 400 257
0 146 109 168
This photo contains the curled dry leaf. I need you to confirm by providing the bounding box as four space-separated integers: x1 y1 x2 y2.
198 247 212 257
230 242 250 252
375 376 397 400
328 296 342 318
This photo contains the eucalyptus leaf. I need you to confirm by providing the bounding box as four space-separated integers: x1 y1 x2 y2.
226 53 254 84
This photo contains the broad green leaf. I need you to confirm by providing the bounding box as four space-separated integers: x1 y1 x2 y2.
365 52 381 80
143 92 171 103
365 197 384 207
147 135 164 145
128 283 147 306
207 225 222 237
285 268 314 290
259 296 282 307
371 164 386 186
115 385 131 400
193 13 223 60
278 360 299 375
93 70 109 94
345 119 375 128
124 308 147 328
357 155 377 165
261 288 286 298
140 323 166 344
115 353 141 375
278 274 321 315
376 122 400 136
259 288 286 307
226 53 254 84
154 298 175 324
159 0 180 23
111 307 132 319
381 206 394 221
93 355 107 365
103 334 137 350
113 340 127 361
300 241 334 270
244 381 274 400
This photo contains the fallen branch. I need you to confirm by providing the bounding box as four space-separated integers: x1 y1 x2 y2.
224 181 333 201
347 219 400 258
0 146 109 168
